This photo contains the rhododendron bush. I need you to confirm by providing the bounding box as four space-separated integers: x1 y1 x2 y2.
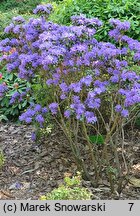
0 4 140 192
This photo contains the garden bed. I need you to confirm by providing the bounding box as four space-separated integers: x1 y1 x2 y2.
0 123 140 200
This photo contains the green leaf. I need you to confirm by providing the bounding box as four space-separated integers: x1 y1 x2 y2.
0 114 8 121
18 104 22 109
89 135 104 145
8 73 13 81
22 100 27 108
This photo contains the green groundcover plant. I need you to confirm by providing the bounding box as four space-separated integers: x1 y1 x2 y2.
40 172 92 200
0 4 140 193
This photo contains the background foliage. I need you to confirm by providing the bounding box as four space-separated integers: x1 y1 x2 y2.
49 0 140 41
0 0 43 39
0 0 140 40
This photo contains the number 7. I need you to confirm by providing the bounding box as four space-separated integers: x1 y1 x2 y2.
128 203 134 211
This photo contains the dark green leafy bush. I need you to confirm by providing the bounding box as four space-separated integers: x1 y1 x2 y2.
0 65 34 121
49 0 140 41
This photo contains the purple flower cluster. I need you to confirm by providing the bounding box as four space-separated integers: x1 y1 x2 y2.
71 15 102 28
4 23 15 34
110 19 130 31
33 4 53 16
108 19 140 63
0 83 8 97
9 88 31 104
119 82 140 107
19 104 48 127
115 105 129 117
0 6 140 126
64 95 98 123
48 102 58 115
12 16 25 24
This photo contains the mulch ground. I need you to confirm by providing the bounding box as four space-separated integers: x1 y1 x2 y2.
0 122 140 200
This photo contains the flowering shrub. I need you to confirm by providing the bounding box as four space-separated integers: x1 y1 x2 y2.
33 3 53 16
0 4 140 192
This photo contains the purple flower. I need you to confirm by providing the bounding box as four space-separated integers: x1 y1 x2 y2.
70 44 87 53
108 29 121 41
59 82 69 92
0 84 8 97
87 91 96 98
70 97 85 119
19 113 26 121
15 182 22 189
42 55 58 66
94 87 104 94
121 71 138 81
60 94 67 100
121 109 129 117
71 15 102 27
124 83 140 107
85 111 97 123
35 114 44 124
9 92 20 104
26 109 36 117
115 105 122 112
13 25 21 34
31 132 36 141
0 84 8 93
69 82 82 93
25 117 32 123
33 4 53 15
49 102 58 114
42 107 48 114
64 110 71 118
110 75 119 83
0 38 10 46
19 108 35 122
134 52 140 61
109 19 130 31
118 89 126 96
12 16 25 24
80 75 92 87
4 46 11 52
34 104 42 112
4 23 14 33
94 69 100 76
86 98 101 109
46 79 53 86
72 96 81 104
75 103 85 119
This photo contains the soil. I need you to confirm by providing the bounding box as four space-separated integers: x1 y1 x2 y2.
0 122 140 200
